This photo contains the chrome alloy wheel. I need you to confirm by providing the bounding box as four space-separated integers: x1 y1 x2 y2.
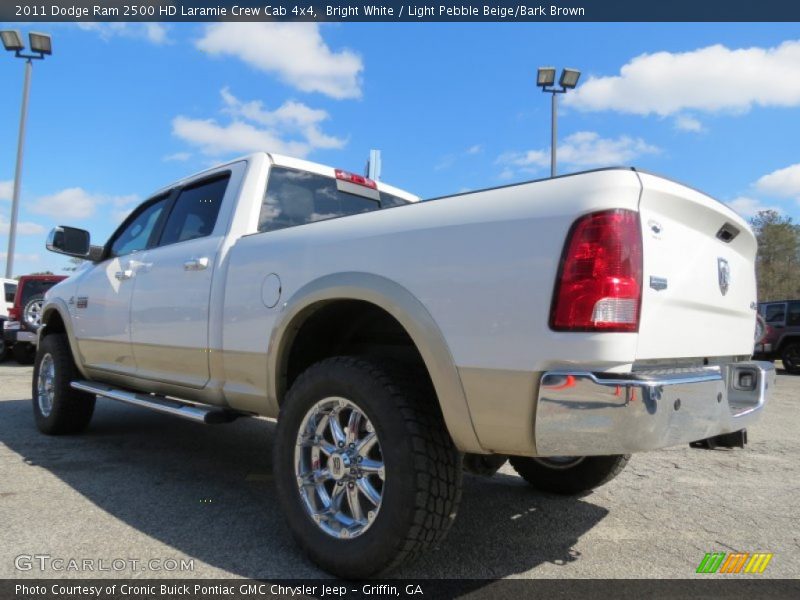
25 299 43 328
533 456 585 470
37 352 56 417
294 397 385 539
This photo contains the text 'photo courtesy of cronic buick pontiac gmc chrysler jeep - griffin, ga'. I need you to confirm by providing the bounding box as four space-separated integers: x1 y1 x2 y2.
33 152 772 578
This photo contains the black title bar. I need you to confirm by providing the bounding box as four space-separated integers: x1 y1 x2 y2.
2 0 800 22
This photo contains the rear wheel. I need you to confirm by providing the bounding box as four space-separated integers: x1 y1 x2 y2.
0 335 8 362
781 342 800 374
509 454 630 495
32 334 95 434
274 356 462 578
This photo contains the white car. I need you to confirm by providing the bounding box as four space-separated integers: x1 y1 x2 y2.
36 153 772 578
1 277 18 361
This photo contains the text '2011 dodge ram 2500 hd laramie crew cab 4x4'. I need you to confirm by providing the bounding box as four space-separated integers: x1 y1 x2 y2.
36 152 772 578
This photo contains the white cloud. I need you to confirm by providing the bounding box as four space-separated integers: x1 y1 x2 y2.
196 23 363 99
754 163 800 201
566 40 800 116
0 252 40 263
173 88 346 158
434 155 456 171
497 131 659 175
435 144 484 171
221 88 345 149
0 180 12 201
173 118 309 158
76 23 170 45
0 214 46 235
163 152 192 162
726 196 778 218
30 188 138 220
674 115 705 133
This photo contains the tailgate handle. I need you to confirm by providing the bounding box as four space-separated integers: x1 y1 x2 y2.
716 222 739 243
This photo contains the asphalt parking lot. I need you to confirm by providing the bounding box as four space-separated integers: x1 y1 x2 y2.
0 361 798 580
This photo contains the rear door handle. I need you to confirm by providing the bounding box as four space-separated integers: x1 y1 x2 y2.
114 269 134 281
184 257 209 271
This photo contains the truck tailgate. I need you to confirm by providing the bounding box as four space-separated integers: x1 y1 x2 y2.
636 172 758 360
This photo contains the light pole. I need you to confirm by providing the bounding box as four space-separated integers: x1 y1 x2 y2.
1 30 52 278
536 67 581 178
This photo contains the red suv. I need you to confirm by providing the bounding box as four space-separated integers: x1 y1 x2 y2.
754 299 800 374
2 274 67 364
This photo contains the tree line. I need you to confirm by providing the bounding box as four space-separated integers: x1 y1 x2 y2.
751 210 800 302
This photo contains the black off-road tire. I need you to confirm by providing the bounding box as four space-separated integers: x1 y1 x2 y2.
0 335 8 362
13 342 36 365
274 356 462 579
780 342 800 375
32 334 95 435
509 454 630 495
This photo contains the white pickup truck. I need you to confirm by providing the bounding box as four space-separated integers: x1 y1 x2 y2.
38 152 772 578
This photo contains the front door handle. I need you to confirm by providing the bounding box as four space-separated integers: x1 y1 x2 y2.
184 257 209 271
114 269 134 281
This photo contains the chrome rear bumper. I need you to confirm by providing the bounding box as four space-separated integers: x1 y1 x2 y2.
534 361 774 456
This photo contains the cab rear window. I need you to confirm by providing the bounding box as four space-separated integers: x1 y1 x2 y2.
20 280 59 305
258 167 408 233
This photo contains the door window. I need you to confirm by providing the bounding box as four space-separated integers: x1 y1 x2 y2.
159 175 229 246
4 283 16 303
110 197 169 257
764 303 787 325
787 302 800 326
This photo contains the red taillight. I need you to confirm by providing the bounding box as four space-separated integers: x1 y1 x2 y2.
335 169 377 190
550 209 642 332
8 307 19 321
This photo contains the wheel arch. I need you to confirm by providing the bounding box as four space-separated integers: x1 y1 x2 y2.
268 272 483 453
40 300 89 379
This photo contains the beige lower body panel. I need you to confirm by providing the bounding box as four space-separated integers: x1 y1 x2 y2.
458 367 538 456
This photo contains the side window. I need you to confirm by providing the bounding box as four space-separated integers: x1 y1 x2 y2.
159 175 229 246
259 168 380 233
764 303 787 325
4 283 16 303
110 197 168 257
787 302 800 326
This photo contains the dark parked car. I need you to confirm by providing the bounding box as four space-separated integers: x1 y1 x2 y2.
754 299 800 374
2 274 66 364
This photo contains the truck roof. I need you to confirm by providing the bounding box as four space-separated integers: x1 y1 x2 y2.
160 152 420 204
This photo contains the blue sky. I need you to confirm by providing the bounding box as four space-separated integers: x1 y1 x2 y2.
1 22 800 276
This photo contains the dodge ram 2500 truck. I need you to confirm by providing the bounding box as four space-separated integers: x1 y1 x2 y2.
37 152 773 578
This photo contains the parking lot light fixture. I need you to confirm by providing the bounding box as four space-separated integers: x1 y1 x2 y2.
1 30 52 278
559 68 581 89
1 30 24 52
28 32 52 55
536 66 582 178
537 67 556 87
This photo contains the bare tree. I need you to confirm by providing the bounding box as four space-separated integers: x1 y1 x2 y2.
751 210 800 301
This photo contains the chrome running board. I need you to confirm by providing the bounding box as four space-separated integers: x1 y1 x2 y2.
71 380 239 424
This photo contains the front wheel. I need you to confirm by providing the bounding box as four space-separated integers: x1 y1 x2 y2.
509 454 630 495
274 357 462 579
32 334 95 434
